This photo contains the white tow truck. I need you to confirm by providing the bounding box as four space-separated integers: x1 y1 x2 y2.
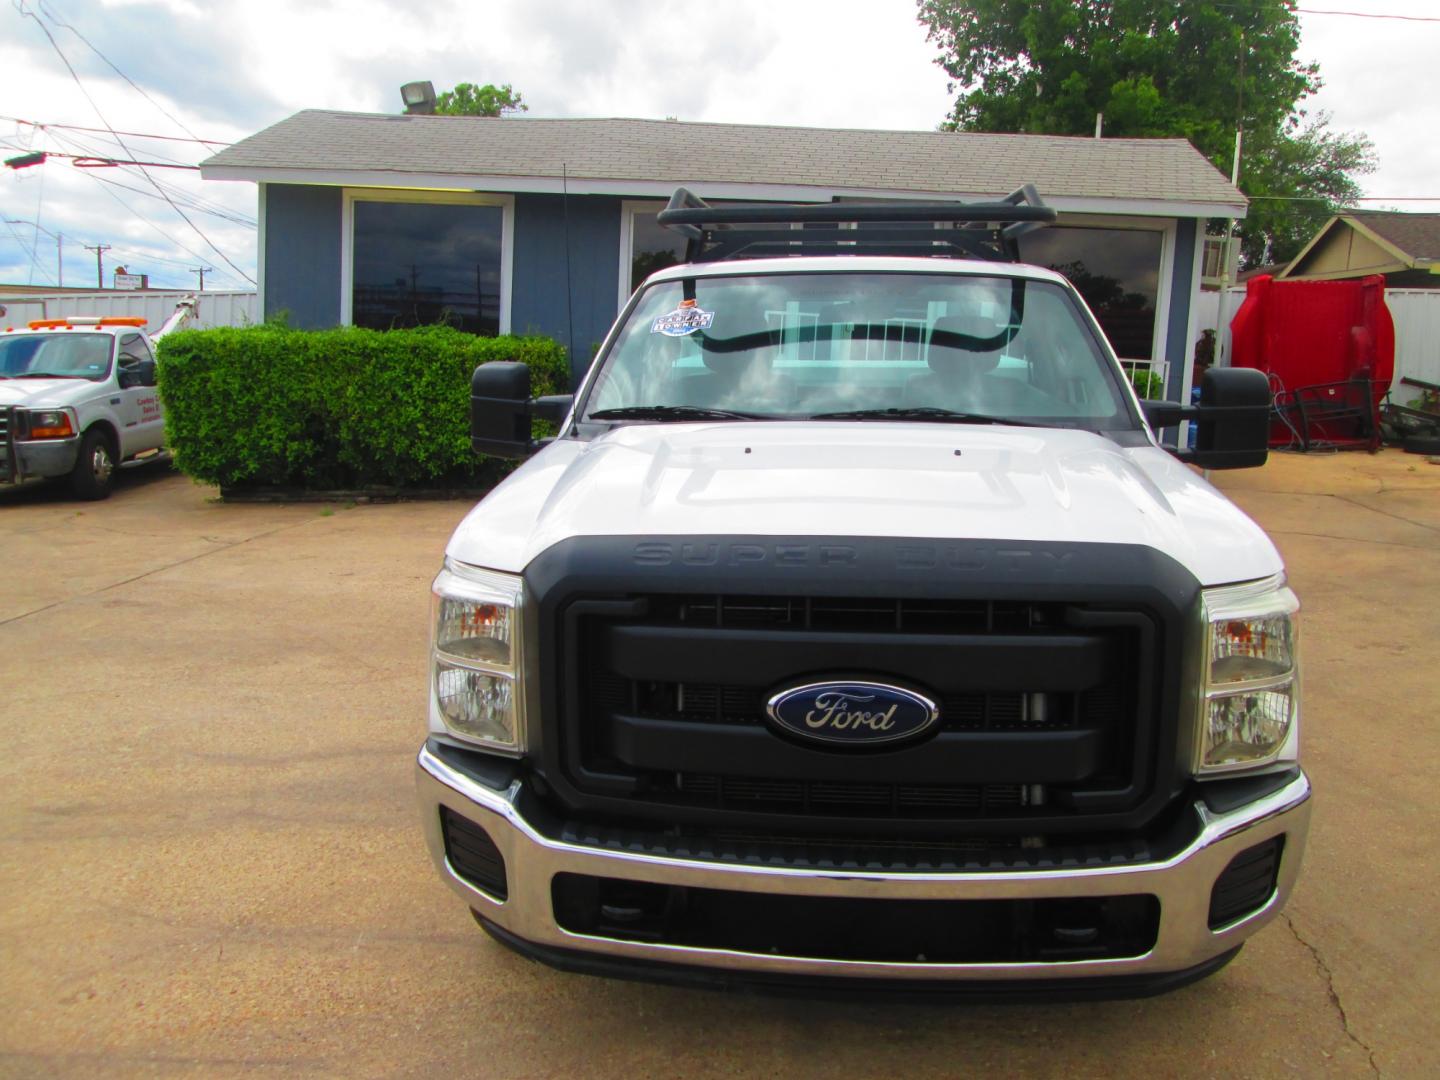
0 297 197 499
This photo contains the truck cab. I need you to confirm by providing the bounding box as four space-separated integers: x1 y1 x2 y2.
1 315 173 499
416 189 1306 996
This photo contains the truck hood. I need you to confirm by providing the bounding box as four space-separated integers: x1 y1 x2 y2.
447 422 1282 587
0 378 92 408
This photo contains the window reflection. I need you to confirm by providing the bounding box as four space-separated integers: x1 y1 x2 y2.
1020 227 1162 360
629 211 686 294
352 201 503 334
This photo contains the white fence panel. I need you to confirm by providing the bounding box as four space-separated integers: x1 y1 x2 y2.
1385 290 1440 404
0 290 256 331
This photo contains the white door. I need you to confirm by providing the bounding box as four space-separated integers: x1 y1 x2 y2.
115 333 164 455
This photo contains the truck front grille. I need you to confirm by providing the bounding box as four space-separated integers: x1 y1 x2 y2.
0 407 13 482
552 591 1159 833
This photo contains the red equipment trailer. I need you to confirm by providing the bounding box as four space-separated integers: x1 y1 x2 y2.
1228 274 1395 451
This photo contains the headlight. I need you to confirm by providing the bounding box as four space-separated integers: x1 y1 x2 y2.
25 408 76 439
1196 576 1300 775
429 558 525 754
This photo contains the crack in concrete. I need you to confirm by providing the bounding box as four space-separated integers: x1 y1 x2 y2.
1331 493 1440 535
0 516 323 628
1267 529 1440 553
1284 913 1380 1076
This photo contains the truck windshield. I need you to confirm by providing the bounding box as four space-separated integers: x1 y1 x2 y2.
0 333 114 381
583 272 1137 429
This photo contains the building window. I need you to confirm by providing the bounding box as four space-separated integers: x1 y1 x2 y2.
620 203 687 308
348 195 509 334
1020 226 1164 361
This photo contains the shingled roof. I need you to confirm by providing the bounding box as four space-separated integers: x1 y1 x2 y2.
1346 211 1440 261
202 110 1246 215
1281 210 1440 280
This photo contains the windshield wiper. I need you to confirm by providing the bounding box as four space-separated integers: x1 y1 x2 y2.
808 407 1055 427
15 371 79 379
588 405 774 422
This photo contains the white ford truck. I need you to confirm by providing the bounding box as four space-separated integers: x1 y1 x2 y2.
0 302 193 499
417 189 1308 997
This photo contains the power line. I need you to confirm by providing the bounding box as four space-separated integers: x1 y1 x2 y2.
1 218 56 284
29 130 47 286
11 118 217 170
62 154 251 288
36 0 214 144
13 1 255 285
1 114 229 146
4 133 258 227
84 170 258 228
0 225 209 289
1198 1 1440 22
3 144 200 171
2 143 255 284
1296 7 1440 22
24 128 257 225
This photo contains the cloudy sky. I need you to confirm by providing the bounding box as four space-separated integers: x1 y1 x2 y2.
2 0 1437 291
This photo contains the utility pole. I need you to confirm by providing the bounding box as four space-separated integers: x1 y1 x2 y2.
1215 31 1247 370
85 243 111 289
191 266 212 291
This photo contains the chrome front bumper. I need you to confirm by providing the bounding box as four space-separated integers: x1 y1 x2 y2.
417 744 1311 986
1 435 80 485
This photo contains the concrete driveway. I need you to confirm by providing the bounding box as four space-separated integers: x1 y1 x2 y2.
2 452 1437 1078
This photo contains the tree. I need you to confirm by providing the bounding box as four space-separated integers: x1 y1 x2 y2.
434 82 527 117
1232 112 1374 265
917 0 1375 265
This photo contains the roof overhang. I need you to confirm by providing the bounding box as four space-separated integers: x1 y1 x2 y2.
1281 213 1427 279
202 165 1248 220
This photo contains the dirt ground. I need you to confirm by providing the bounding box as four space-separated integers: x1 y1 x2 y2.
1 450 1437 1079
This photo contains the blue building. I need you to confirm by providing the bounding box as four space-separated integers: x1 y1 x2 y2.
202 111 1245 401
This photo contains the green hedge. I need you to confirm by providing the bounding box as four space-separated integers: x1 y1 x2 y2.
157 325 568 488
1128 368 1165 400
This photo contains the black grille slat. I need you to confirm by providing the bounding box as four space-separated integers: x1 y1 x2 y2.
647 595 1063 636
659 773 1032 818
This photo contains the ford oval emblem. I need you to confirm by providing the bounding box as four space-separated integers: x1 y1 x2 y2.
765 681 940 748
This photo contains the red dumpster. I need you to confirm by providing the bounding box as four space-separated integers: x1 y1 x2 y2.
1228 274 1394 450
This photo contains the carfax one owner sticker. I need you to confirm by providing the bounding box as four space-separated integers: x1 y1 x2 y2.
651 298 715 337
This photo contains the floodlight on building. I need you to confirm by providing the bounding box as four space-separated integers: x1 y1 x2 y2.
401 81 437 115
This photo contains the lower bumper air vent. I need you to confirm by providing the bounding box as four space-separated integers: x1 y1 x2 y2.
552 873 1160 962
441 807 508 901
1208 836 1284 929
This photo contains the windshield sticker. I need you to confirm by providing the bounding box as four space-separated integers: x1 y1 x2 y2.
651 299 715 337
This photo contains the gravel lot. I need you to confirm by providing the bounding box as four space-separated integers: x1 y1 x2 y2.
2 451 1437 1078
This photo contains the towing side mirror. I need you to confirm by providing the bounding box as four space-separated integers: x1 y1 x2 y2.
1142 367 1271 470
470 361 574 459
1192 367 1270 469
